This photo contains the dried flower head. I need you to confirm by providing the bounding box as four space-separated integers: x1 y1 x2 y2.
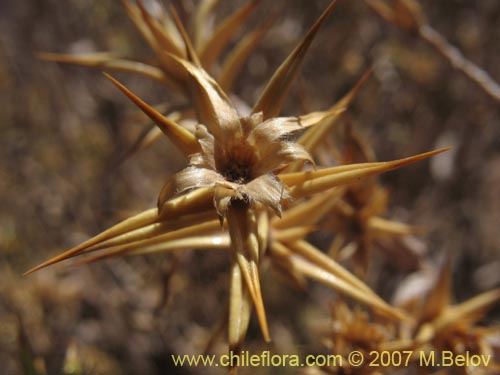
26 1 453 373
384 259 500 373
316 300 394 374
154 60 313 219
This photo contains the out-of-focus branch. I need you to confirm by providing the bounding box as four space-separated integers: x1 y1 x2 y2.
366 0 500 103
418 24 500 102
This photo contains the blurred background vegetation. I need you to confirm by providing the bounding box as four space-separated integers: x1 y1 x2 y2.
1 0 499 374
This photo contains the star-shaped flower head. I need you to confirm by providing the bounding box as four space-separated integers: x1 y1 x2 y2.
318 299 394 375
384 258 500 373
158 83 313 219
26 2 451 372
147 0 339 349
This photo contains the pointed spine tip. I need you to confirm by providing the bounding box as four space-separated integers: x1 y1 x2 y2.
169 5 202 66
253 0 338 119
103 72 199 156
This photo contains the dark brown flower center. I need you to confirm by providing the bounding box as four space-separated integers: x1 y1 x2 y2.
222 161 252 184
218 142 257 185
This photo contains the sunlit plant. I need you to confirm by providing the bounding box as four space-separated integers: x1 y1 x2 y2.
24 1 469 374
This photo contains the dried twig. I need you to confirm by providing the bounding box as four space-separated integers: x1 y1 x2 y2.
418 24 500 102
367 0 500 103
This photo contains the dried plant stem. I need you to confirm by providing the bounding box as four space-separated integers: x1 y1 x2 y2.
367 0 500 103
419 24 500 102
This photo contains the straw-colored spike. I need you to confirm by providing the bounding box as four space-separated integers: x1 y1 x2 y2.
295 107 346 129
38 51 117 63
228 258 252 368
199 0 261 70
191 0 219 50
272 188 344 229
270 241 406 321
37 52 178 88
135 0 186 58
226 203 271 342
368 216 425 236
127 235 229 256
103 73 200 156
273 226 316 242
285 148 451 198
433 288 500 331
218 15 273 92
159 186 214 219
246 258 269 340
77 234 230 265
120 1 185 83
86 211 218 252
247 208 271 340
285 239 374 296
85 221 173 253
169 5 202 67
24 208 159 275
280 160 386 186
119 0 157 48
157 4 183 47
80 218 222 261
252 0 337 119
233 251 259 310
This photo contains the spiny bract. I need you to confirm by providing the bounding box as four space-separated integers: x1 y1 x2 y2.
27 1 460 374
